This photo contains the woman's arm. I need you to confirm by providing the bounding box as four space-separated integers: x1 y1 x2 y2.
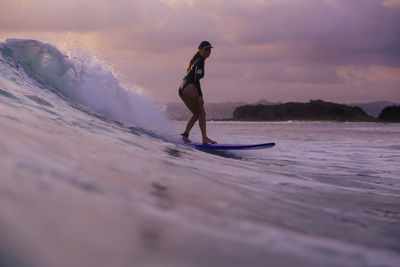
194 59 204 97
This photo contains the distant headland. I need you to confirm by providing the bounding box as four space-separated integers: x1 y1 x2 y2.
165 100 400 122
234 100 383 122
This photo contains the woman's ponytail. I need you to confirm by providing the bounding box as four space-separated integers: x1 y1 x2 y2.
187 51 200 72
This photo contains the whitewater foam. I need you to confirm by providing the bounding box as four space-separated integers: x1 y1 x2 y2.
0 38 170 133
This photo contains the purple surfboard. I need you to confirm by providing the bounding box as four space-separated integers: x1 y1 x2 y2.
184 142 275 150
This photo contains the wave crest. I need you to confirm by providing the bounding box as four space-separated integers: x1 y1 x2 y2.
0 38 169 132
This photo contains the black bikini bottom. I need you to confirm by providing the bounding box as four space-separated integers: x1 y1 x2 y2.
178 81 191 99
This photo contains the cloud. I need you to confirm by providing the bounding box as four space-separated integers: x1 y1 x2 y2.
0 0 142 31
203 0 400 67
382 0 400 7
2 0 399 66
1 0 399 103
108 1 221 53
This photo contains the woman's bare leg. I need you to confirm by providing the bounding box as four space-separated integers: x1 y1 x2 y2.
181 84 216 144
197 102 216 144
181 85 199 142
184 113 199 135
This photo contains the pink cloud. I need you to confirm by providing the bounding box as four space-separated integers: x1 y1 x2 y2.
1 0 399 103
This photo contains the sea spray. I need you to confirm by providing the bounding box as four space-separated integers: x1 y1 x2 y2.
0 39 171 134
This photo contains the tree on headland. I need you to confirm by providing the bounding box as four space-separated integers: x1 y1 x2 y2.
378 106 400 122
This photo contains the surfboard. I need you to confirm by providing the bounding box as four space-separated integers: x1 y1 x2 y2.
184 142 275 150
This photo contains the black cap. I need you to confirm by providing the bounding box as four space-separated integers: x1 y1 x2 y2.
198 41 213 49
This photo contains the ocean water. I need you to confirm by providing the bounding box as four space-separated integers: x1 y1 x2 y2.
1 39 399 267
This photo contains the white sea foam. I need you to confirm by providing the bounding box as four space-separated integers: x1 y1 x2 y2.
1 38 170 133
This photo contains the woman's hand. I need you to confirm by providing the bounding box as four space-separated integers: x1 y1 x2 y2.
198 96 204 106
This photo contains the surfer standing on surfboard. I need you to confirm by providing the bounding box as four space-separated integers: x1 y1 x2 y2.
178 41 217 144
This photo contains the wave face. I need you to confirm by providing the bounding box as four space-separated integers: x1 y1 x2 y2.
0 38 169 132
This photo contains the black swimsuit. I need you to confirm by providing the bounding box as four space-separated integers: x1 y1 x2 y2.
178 56 205 99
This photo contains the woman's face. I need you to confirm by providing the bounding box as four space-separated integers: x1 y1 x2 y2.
199 47 212 59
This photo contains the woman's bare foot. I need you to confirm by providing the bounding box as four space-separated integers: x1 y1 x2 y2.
203 137 217 144
182 136 192 143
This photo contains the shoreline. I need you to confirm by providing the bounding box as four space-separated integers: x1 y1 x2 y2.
171 119 400 123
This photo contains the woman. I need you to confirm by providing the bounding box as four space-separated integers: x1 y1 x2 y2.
178 41 217 144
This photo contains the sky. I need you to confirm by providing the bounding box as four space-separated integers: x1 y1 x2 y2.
1 0 400 104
